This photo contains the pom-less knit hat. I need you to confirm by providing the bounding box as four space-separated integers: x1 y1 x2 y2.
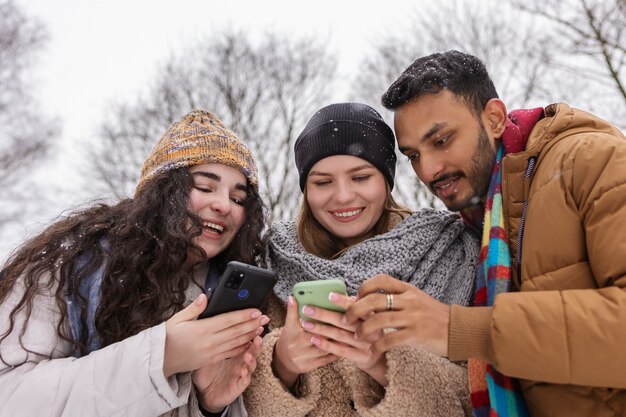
294 102 396 191
135 109 258 196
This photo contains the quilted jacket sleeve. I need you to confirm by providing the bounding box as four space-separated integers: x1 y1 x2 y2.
493 132 626 387
450 122 626 389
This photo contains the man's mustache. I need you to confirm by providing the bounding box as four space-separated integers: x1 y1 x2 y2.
429 171 464 191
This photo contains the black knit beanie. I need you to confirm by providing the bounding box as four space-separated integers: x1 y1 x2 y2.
294 103 397 191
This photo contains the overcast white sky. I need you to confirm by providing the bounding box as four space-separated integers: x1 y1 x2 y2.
2 0 420 259
19 0 418 143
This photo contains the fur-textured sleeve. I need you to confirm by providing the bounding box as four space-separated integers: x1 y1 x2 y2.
336 346 471 417
243 328 322 417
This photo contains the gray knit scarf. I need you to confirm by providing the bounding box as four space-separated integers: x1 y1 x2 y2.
269 209 480 306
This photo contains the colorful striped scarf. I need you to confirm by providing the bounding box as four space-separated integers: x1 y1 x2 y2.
462 108 544 417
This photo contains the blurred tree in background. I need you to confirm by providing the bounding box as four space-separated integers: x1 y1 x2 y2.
0 0 58 229
81 0 626 216
350 0 553 209
3 0 625 262
85 31 337 221
350 0 625 209
511 0 626 125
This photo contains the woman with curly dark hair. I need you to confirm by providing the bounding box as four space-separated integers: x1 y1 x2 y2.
0 110 269 417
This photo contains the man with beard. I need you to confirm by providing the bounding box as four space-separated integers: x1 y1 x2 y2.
344 50 626 417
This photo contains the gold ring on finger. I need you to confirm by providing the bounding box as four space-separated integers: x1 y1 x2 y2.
386 293 394 311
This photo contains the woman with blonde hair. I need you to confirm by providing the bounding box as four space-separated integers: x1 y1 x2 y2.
244 103 479 416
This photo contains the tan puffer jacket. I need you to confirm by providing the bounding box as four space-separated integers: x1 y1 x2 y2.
449 103 626 417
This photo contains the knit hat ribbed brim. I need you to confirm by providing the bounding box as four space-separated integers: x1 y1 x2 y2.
294 103 397 191
135 110 258 196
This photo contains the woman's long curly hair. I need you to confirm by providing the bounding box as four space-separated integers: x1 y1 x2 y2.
0 168 266 361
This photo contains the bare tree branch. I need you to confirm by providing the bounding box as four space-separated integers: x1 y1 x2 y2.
351 0 552 209
511 0 626 116
82 30 337 221
0 0 58 230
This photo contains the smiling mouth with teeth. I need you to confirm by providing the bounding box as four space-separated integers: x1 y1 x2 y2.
436 180 454 190
332 208 363 218
203 221 224 234
431 174 462 198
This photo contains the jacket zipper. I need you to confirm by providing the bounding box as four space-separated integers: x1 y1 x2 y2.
516 157 537 279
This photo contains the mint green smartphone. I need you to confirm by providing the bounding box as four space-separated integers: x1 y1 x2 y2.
292 279 347 320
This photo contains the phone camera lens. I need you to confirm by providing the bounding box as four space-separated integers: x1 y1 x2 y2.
298 290 305 295
226 270 245 290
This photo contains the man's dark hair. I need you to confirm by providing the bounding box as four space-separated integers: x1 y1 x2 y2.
382 50 499 117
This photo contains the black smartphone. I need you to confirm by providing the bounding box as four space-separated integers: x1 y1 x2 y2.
199 261 277 319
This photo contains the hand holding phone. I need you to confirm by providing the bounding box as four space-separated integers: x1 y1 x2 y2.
292 279 347 320
290 279 387 385
199 261 277 319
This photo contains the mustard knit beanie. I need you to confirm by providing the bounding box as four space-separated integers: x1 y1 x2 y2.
135 110 258 196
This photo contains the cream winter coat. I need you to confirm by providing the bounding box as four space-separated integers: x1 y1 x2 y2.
0 265 246 417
